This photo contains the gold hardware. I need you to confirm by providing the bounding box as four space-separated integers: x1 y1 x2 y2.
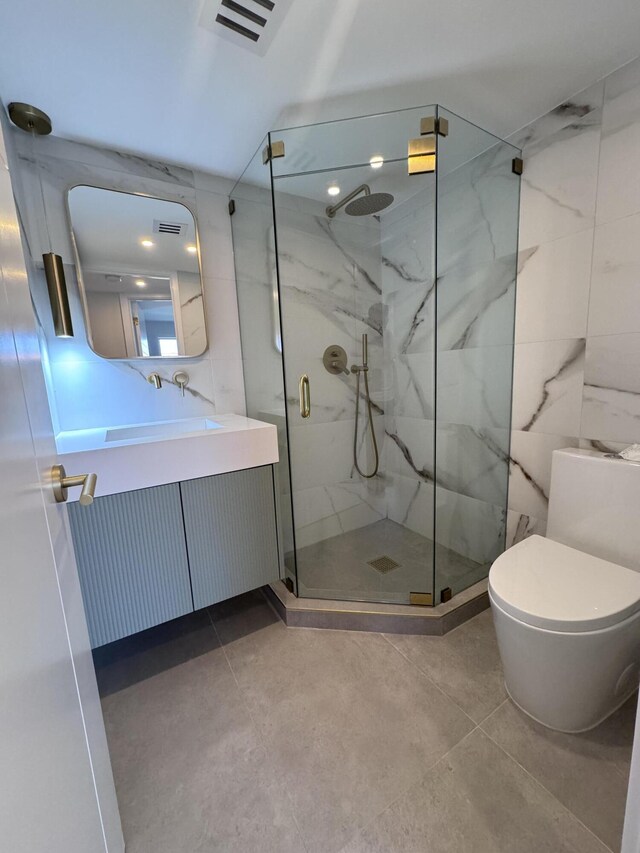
172 370 189 397
420 116 448 137
262 140 285 164
299 373 310 418
410 592 433 606
408 136 436 175
512 157 524 175
147 373 162 389
51 464 97 506
323 345 349 375
43 252 74 338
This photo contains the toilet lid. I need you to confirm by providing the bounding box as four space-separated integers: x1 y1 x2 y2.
489 535 640 632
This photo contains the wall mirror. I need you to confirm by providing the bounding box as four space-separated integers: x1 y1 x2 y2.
67 186 207 358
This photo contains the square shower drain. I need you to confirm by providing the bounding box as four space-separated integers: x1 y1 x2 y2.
367 555 401 574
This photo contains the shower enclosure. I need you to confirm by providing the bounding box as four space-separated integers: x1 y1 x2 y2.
231 104 521 607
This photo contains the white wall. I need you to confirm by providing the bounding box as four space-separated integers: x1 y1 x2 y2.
10 131 245 433
507 55 640 545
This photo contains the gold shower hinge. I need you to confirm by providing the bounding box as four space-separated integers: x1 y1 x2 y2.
262 140 285 164
512 157 524 175
410 591 433 606
420 116 449 137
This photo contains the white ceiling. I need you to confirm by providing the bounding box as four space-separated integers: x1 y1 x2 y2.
0 0 639 179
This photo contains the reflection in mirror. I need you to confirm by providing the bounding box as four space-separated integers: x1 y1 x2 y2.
67 186 207 359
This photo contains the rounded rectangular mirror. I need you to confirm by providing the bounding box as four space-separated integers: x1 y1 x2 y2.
67 185 207 358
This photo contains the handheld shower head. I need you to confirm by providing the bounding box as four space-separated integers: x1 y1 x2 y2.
326 184 394 218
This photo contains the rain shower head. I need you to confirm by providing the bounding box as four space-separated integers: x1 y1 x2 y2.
326 184 394 218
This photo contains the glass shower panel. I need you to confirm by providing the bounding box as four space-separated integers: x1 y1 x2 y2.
433 107 521 601
230 139 297 591
271 142 436 603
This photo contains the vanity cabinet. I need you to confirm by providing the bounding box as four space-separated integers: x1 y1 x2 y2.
68 465 280 648
181 466 280 610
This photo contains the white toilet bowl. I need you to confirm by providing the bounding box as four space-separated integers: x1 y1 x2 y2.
489 534 640 732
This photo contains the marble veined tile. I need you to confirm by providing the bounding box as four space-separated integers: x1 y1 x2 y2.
511 338 585 436
386 474 434 540
506 509 546 547
19 132 196 186
437 346 513 429
508 81 604 152
435 256 517 351
517 106 601 250
509 430 579 521
588 211 640 337
390 352 434 420
16 149 197 265
50 357 216 432
582 333 640 444
436 423 510 506
384 277 435 356
385 416 435 483
597 56 640 225
435 487 505 565
515 229 593 343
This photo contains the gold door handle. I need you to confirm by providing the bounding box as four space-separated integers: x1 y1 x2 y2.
51 464 97 506
299 374 310 418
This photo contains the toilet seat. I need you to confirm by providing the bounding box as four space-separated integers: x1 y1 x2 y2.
489 535 640 633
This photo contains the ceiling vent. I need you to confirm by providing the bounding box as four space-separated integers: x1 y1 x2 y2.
199 0 295 56
153 219 189 236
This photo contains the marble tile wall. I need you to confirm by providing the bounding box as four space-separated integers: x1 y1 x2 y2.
507 55 640 545
8 132 245 433
232 179 387 550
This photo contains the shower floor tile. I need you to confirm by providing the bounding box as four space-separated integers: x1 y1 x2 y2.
96 591 634 853
296 517 487 604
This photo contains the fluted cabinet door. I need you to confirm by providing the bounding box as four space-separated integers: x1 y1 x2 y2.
181 466 280 609
68 483 193 648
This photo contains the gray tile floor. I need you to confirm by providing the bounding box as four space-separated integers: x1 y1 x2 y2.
95 593 636 853
296 518 487 604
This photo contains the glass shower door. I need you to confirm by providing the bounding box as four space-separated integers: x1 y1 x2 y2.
269 112 437 604
433 107 521 601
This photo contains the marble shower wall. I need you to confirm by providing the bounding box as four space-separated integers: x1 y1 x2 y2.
273 190 387 549
507 55 640 545
9 131 245 433
380 183 435 542
380 136 519 570
434 139 519 567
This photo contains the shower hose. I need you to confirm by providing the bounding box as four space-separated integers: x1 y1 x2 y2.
353 366 380 479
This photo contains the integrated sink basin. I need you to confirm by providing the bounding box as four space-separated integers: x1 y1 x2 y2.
105 418 221 442
55 414 279 501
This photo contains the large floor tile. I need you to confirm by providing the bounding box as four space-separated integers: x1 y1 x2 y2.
101 616 304 853
341 729 610 853
481 694 637 851
213 594 474 853
384 609 505 723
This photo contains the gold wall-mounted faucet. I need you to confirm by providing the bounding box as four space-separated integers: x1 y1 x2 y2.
147 373 162 389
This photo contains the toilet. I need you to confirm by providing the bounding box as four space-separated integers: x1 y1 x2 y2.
489 448 640 732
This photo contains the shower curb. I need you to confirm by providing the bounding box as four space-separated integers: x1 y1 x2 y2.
264 579 489 635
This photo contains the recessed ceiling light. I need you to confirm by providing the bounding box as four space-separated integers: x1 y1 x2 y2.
186 244 197 254
135 279 147 287
370 155 384 169
327 185 340 197
140 239 154 248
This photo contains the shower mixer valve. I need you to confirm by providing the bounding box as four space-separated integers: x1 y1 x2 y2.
323 345 350 375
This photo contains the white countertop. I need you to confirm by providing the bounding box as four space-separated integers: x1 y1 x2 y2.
56 414 279 501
